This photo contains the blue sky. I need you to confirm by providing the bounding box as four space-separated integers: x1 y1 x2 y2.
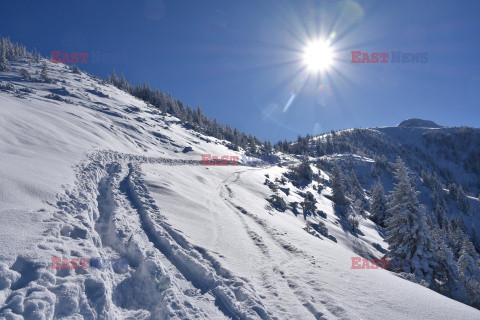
2 0 480 142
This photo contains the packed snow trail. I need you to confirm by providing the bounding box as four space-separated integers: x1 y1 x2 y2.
142 161 480 320
219 170 330 320
0 151 275 319
122 161 273 320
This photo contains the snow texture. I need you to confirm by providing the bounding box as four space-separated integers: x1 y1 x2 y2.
0 57 479 319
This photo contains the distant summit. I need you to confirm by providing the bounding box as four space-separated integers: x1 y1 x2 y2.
397 118 442 128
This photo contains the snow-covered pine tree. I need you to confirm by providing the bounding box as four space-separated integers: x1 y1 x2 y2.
437 209 449 231
448 183 459 201
262 140 273 157
448 218 467 258
349 170 364 199
385 157 435 279
293 154 312 182
370 180 387 227
0 42 11 72
40 61 49 82
458 214 468 234
33 48 41 63
302 197 316 217
471 226 480 253
370 163 379 178
348 209 359 232
349 170 369 212
431 188 448 227
457 185 474 216
457 239 480 307
458 239 480 276
331 164 349 206
110 68 118 84
429 221 463 296
19 68 31 80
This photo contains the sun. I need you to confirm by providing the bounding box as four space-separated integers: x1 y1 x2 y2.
303 40 333 72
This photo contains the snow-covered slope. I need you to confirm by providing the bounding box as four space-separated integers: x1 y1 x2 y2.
0 58 479 319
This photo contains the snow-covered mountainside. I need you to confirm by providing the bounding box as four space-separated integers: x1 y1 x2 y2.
1 55 480 319
278 118 480 310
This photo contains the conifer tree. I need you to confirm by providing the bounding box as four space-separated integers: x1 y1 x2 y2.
458 239 480 276
448 218 466 258
457 185 474 216
432 188 448 226
331 164 349 206
370 180 387 227
429 222 462 295
348 208 360 232
349 170 364 200
471 227 480 253
293 155 312 182
457 239 480 307
385 157 435 279
370 163 379 178
0 44 11 72
40 61 49 82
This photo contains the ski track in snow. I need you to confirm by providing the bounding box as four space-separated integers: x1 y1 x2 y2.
1 144 479 320
218 170 345 320
0 150 279 320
